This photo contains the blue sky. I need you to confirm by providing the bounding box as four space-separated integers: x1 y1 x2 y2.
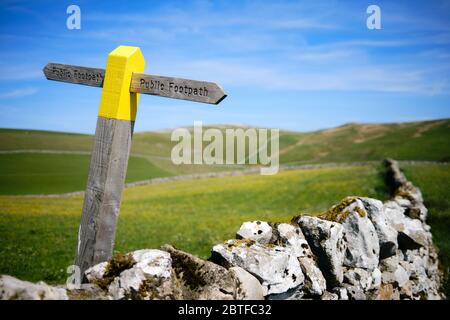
0 0 449 133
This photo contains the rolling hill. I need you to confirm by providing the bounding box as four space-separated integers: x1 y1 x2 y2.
0 121 448 295
0 118 449 195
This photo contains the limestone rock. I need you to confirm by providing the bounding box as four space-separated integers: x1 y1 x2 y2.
66 283 110 300
396 199 428 222
321 291 339 300
396 181 424 204
298 256 327 296
0 275 68 300
161 245 236 300
378 246 442 299
108 268 145 299
384 159 408 188
275 223 312 258
239 222 313 258
266 286 305 300
379 251 400 273
385 159 428 222
229 267 264 300
377 283 400 300
318 197 380 271
332 287 349 300
235 221 325 297
399 248 443 299
211 239 304 296
359 197 398 259
343 283 367 300
236 221 272 245
344 268 372 291
394 196 413 209
393 265 409 288
275 223 326 295
132 249 173 279
384 201 430 249
85 249 179 300
370 268 382 290
85 261 108 282
295 215 346 287
381 264 409 288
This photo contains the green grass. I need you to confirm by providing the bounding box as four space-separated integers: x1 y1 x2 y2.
279 119 450 164
0 128 92 152
0 121 448 295
0 119 449 195
0 165 388 284
0 153 171 195
401 164 450 297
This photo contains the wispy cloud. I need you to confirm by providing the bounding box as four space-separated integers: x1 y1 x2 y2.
0 65 42 81
155 56 450 95
0 87 38 98
64 0 450 97
1 0 449 132
267 18 337 30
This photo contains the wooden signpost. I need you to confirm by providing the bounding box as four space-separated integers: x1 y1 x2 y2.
44 63 226 104
43 46 227 280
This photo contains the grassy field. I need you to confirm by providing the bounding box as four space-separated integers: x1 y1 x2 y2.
0 121 448 294
0 165 388 284
279 119 450 164
2 120 449 164
401 164 450 297
0 153 170 195
0 119 449 195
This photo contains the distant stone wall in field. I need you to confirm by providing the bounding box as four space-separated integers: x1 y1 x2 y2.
0 159 445 300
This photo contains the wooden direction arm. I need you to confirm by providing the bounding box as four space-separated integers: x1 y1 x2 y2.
43 63 227 105
130 73 227 105
43 63 105 88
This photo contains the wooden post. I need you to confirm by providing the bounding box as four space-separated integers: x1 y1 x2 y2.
75 46 145 280
42 47 226 280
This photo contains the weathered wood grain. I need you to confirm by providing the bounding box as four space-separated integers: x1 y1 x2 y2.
43 63 105 88
42 63 227 105
75 117 134 279
72 46 145 281
44 49 226 281
130 73 227 104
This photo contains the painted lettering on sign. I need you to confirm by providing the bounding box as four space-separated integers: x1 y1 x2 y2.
43 63 105 87
140 78 164 91
169 82 209 97
138 78 209 98
131 73 225 104
50 65 103 83
43 63 226 104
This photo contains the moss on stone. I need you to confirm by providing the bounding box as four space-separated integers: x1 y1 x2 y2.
395 189 416 203
225 239 256 252
354 206 366 218
94 253 136 290
136 276 164 300
319 196 368 223
170 253 207 291
290 214 307 224
319 196 357 223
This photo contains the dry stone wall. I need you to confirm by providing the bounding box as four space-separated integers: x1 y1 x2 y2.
0 159 445 300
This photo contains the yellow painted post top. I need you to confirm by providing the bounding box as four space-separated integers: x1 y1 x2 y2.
98 46 145 121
